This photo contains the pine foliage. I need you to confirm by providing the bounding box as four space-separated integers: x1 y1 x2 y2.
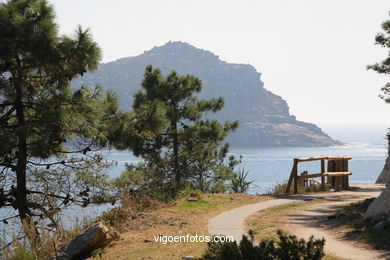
0 0 124 239
368 11 390 102
119 65 238 196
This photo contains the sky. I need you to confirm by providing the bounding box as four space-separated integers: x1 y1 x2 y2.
49 0 389 125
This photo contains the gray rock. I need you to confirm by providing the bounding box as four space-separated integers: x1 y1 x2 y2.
365 187 390 220
366 143 390 221
376 153 390 184
373 220 385 230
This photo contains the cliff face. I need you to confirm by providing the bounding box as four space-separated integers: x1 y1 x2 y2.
73 41 340 147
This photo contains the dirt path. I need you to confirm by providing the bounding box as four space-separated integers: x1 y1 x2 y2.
208 184 388 260
282 197 390 260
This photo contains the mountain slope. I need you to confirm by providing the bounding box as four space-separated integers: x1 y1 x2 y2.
72 41 340 147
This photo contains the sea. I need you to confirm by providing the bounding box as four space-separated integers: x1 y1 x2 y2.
102 124 389 194
1 124 388 241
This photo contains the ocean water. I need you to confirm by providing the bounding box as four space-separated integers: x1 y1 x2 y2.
1 124 388 240
103 144 387 195
230 144 386 194
103 124 389 194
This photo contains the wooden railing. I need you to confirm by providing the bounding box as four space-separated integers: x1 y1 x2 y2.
285 156 352 194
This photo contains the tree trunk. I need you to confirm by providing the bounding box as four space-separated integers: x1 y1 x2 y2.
172 121 181 191
54 222 118 260
14 62 36 241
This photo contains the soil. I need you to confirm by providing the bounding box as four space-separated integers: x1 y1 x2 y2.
209 184 390 260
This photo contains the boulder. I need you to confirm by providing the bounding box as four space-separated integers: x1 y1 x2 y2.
53 222 119 260
365 136 390 220
376 154 390 184
365 187 390 220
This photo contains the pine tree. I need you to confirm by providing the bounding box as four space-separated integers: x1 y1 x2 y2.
131 65 238 194
0 0 122 239
368 11 390 102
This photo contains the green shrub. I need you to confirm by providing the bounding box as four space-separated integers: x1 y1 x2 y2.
230 168 253 193
178 183 202 199
1 239 37 260
198 230 325 260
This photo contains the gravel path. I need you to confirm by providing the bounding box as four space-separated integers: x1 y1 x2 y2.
208 184 388 260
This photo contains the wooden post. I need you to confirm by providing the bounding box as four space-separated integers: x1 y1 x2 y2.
293 160 298 194
285 160 298 194
327 160 332 184
341 159 349 189
321 159 325 191
345 159 349 188
336 160 342 190
335 175 340 190
327 160 335 186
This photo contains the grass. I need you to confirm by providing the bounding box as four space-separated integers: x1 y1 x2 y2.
176 199 218 213
94 193 346 259
268 202 303 212
268 182 333 195
90 193 271 260
246 202 305 241
0 193 271 260
0 218 91 260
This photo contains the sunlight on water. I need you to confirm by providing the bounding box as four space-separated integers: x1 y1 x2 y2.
100 139 387 195
1 124 388 241
230 143 386 194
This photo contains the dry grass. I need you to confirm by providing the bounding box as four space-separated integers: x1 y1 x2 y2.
245 200 345 260
90 193 271 260
267 182 333 195
0 217 91 260
246 202 305 241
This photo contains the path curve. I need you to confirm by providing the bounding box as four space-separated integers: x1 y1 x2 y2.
208 184 387 260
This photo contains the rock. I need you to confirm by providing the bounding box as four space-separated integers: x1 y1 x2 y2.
366 137 390 220
186 197 199 202
182 257 194 260
376 153 390 184
365 188 390 220
53 222 118 260
373 220 386 230
365 137 390 220
72 41 340 147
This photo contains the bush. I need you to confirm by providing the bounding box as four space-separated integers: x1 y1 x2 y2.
230 168 253 193
178 183 202 199
198 230 325 260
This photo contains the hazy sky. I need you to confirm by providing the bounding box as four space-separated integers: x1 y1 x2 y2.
49 0 389 125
